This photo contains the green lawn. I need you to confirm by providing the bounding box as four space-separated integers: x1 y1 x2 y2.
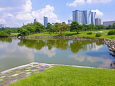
10 66 115 86
11 33 19 35
11 30 115 40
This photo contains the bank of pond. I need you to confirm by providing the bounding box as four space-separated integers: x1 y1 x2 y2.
0 37 115 86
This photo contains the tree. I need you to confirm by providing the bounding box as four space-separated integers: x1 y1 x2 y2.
18 28 30 36
46 23 53 34
70 21 80 34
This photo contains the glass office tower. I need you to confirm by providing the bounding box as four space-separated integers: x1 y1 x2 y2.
44 16 48 27
72 10 96 25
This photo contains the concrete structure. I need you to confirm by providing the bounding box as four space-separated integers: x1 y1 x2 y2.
72 10 96 25
68 20 72 24
44 16 48 27
95 18 101 25
103 21 115 26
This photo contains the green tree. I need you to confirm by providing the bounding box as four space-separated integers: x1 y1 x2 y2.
70 21 80 34
47 23 53 34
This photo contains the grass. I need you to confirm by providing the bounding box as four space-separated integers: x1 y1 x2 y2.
11 30 115 40
10 66 115 86
11 33 19 35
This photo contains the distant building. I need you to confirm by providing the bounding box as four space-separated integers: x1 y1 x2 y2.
0 24 4 28
44 16 48 27
34 18 37 22
68 20 72 24
103 21 115 26
72 10 96 25
95 18 101 25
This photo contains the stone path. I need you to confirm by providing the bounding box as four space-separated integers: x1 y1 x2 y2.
0 62 54 86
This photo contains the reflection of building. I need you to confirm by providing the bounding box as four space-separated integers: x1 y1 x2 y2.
72 10 96 25
95 18 101 25
103 21 115 26
0 24 4 28
44 16 48 27
68 20 72 24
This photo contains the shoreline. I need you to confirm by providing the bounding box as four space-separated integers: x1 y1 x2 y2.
0 62 113 74
0 62 114 86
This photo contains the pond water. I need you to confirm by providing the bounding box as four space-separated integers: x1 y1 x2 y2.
0 38 115 72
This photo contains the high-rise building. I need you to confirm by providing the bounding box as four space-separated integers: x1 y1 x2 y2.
34 18 37 22
68 20 72 24
95 18 101 25
103 21 115 26
72 10 96 25
44 16 48 27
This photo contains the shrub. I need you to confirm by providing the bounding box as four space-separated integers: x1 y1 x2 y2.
95 33 102 37
108 30 115 35
87 32 92 35
0 31 9 37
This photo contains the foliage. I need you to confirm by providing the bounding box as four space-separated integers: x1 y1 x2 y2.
18 22 45 36
95 33 102 37
87 32 92 35
108 30 115 35
106 23 115 29
0 31 9 37
70 21 80 34
10 66 115 86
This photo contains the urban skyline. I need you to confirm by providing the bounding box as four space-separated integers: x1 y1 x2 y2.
72 10 96 25
0 0 114 27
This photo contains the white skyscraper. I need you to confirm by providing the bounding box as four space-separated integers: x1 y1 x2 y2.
72 10 96 25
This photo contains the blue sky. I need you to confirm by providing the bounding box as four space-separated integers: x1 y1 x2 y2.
0 0 114 27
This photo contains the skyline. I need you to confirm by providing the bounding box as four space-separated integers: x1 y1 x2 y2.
0 0 115 27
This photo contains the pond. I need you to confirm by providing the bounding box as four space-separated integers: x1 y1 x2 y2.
0 38 115 72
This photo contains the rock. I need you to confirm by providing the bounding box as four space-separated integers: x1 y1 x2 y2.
110 52 115 56
0 76 5 79
0 79 3 82
12 74 19 77
26 72 31 75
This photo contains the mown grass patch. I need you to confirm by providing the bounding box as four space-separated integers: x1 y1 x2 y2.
10 66 115 86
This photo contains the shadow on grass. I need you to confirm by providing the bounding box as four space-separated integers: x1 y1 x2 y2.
65 33 77 36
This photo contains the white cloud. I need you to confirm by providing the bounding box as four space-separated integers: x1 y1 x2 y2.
23 0 32 12
0 19 6 24
92 9 104 17
16 13 33 21
37 47 56 58
87 0 112 4
67 0 112 7
32 5 60 23
67 0 85 7
0 0 60 27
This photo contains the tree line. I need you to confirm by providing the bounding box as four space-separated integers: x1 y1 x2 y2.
0 21 115 36
17 21 108 36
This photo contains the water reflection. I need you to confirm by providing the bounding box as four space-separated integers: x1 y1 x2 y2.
0 38 115 72
18 39 93 54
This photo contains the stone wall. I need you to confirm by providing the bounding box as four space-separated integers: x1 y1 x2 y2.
104 39 115 56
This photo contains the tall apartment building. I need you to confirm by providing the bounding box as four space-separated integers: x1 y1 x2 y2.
72 10 96 25
68 20 72 24
95 18 101 25
34 18 37 22
44 16 48 27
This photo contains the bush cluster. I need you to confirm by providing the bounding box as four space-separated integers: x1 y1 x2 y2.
0 31 9 37
108 30 115 35
95 33 102 37
87 32 92 35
